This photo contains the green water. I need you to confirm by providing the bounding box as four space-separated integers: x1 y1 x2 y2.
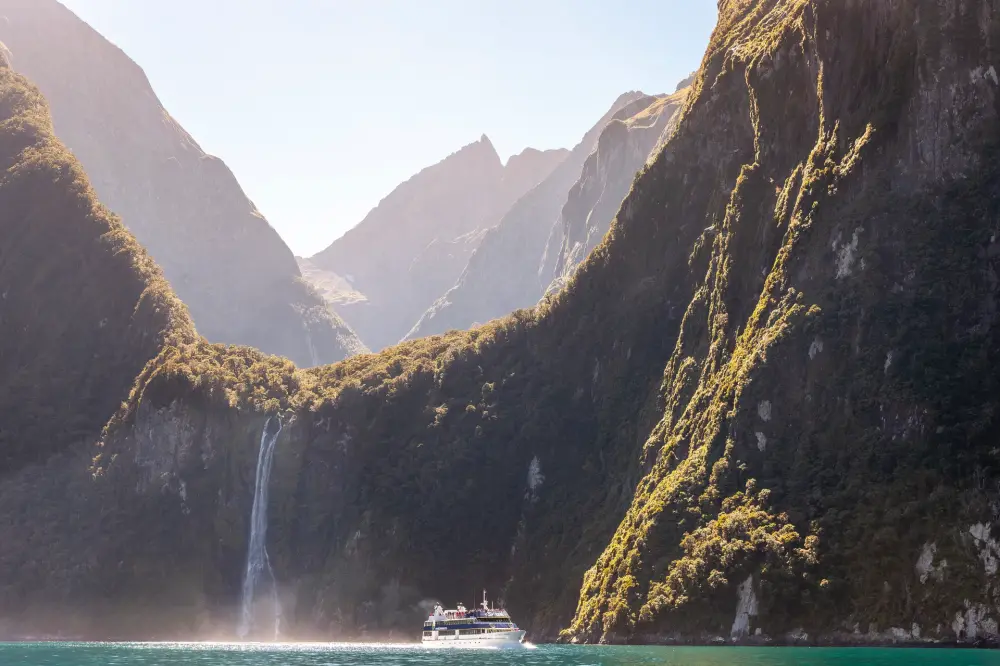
0 643 997 666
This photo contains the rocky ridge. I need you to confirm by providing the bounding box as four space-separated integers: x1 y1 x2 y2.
540 88 690 297
404 89 687 341
308 136 567 351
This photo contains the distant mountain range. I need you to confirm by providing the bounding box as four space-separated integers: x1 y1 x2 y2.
406 88 689 341
304 137 567 351
0 1 691 361
303 88 690 351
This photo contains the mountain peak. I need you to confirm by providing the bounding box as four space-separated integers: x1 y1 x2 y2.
675 71 697 91
503 146 569 174
440 133 499 165
471 133 499 162
610 90 646 109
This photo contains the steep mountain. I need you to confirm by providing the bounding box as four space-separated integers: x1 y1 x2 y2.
562 0 1000 644
0 0 366 367
404 91 660 340
0 59 286 638
308 138 567 351
7 0 1000 649
540 89 689 297
0 56 193 486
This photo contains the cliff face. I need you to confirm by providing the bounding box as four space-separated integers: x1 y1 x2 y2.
0 60 204 634
404 92 649 341
0 0 366 367
5 0 1000 648
540 89 689 297
565 0 1000 644
308 138 566 351
0 59 193 475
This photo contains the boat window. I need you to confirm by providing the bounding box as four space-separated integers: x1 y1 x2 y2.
422 631 433 637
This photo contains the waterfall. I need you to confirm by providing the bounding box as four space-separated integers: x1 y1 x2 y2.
238 416 283 640
302 320 321 367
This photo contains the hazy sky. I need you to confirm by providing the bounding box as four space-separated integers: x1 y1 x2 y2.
59 1 717 257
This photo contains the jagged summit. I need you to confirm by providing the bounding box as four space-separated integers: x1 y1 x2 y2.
505 145 568 169
675 71 696 91
612 90 643 105
404 89 652 341
442 133 501 166
306 131 565 350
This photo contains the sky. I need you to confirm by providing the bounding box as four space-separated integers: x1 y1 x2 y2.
59 0 718 257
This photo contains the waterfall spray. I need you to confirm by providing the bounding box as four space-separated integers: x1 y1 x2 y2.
238 415 283 640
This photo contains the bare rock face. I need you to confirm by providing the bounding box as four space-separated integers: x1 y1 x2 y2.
404 91 658 341
501 146 574 209
0 0 365 366
295 257 368 309
307 136 567 351
540 89 689 297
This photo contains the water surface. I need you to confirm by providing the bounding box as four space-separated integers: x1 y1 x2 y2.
1 642 998 665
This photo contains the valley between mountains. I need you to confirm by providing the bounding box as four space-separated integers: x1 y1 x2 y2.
2 0 1000 648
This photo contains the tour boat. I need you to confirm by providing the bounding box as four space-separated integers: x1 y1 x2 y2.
421 591 526 647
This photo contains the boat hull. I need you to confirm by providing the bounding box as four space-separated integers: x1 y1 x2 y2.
422 629 526 648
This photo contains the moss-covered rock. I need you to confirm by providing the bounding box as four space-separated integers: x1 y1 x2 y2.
6 0 1000 647
0 63 192 474
564 0 1000 644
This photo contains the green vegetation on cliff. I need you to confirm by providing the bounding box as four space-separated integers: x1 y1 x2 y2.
564 0 1000 642
0 62 193 474
4 0 1000 647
